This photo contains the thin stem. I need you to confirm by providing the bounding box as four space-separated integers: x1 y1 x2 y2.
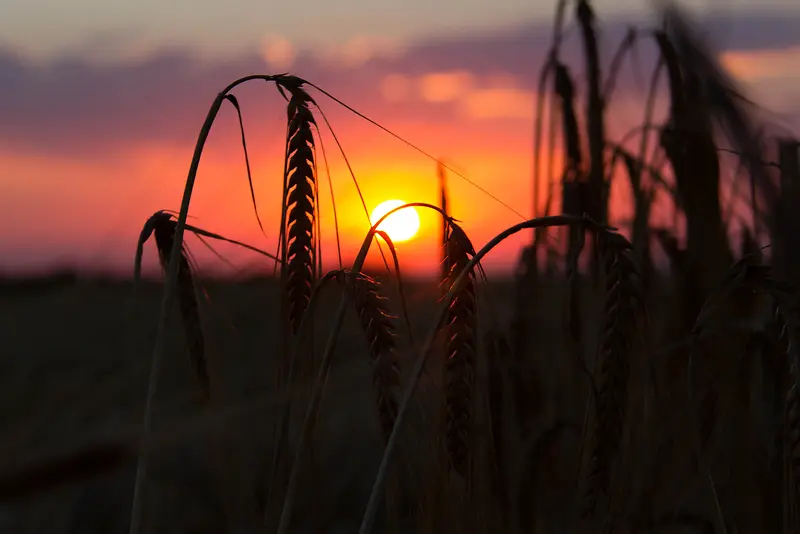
265 271 343 529
315 124 343 268
313 103 393 275
129 92 225 534
129 74 279 534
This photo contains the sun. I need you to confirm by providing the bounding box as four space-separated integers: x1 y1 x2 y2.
370 199 421 243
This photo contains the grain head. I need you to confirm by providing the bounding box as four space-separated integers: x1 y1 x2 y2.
442 222 478 478
582 230 641 517
152 214 211 399
338 270 402 443
283 88 318 336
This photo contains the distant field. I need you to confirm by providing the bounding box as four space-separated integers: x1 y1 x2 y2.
0 274 526 533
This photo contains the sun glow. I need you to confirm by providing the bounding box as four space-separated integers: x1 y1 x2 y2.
369 199 421 243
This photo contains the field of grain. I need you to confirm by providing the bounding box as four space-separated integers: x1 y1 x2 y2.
0 275 522 533
2 0 800 533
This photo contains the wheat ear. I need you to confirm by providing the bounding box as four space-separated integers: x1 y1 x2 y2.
338 270 402 443
582 230 641 517
150 214 211 399
282 87 317 335
276 203 450 534
359 215 598 534
442 222 478 477
129 73 287 534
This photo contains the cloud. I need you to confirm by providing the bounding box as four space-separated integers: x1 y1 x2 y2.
0 9 799 157
720 46 800 80
700 10 800 52
719 46 800 114
395 69 532 121
0 48 262 154
418 70 475 103
66 29 164 66
2 9 800 274
261 35 296 71
317 35 407 68
458 87 534 120
380 73 411 102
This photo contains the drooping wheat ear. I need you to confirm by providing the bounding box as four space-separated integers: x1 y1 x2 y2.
654 16 762 304
282 87 318 335
338 269 401 443
658 1 776 210
152 213 210 399
359 215 596 534
442 222 478 477
582 229 641 517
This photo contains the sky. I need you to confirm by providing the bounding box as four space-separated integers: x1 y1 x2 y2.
1 0 799 277
1 0 798 60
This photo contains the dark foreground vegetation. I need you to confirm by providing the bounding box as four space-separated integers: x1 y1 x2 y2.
3 0 800 532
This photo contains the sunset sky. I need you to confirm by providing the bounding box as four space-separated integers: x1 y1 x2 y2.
1 0 799 277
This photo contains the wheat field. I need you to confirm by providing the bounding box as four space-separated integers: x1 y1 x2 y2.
1 1 800 533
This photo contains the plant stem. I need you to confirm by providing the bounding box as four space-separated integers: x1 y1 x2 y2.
128 74 279 534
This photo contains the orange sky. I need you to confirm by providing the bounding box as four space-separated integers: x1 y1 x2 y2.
0 82 555 277
1 13 799 278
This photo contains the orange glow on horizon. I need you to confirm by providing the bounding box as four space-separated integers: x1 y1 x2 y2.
10 49 779 276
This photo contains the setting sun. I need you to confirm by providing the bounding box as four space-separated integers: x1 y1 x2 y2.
369 199 421 243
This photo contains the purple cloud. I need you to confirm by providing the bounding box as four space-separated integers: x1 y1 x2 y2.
0 9 798 156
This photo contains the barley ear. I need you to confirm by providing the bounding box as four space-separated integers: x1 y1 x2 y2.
152 215 211 400
442 222 478 478
277 204 450 534
359 215 596 534
282 87 318 335
582 230 641 518
339 270 402 443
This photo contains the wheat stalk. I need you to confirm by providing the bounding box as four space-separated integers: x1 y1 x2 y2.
582 229 641 518
484 327 515 526
554 62 583 177
150 214 211 399
658 0 775 211
129 73 310 534
532 0 569 226
555 60 587 354
282 87 318 336
276 202 451 534
359 214 599 534
337 269 402 443
576 0 608 230
441 222 478 478
438 162 450 284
